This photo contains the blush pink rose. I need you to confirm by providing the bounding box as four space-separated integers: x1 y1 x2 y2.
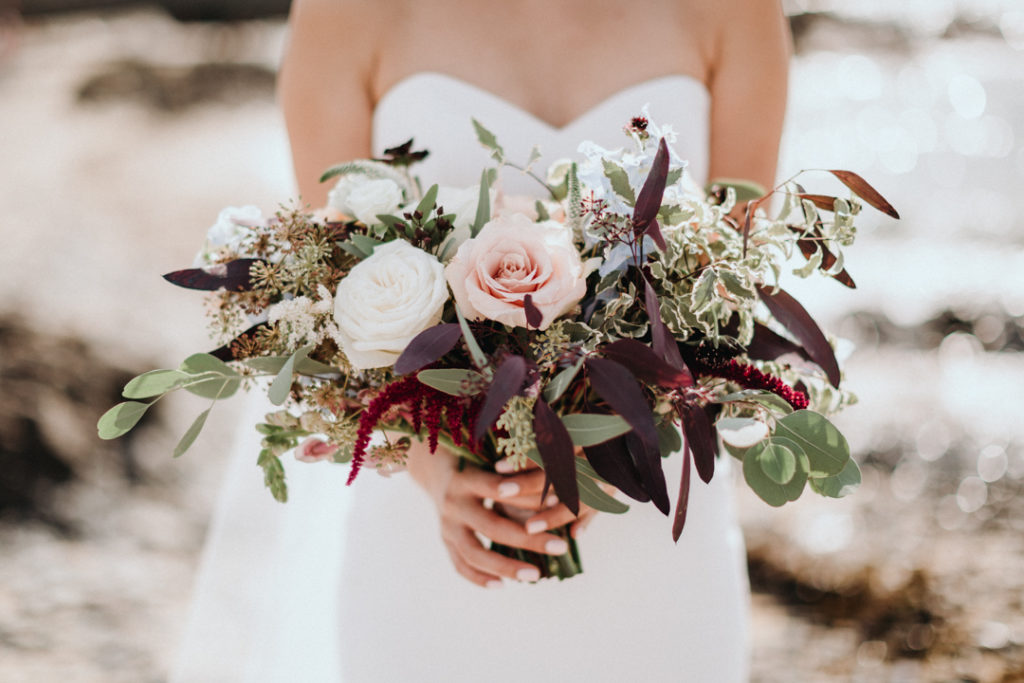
295 437 338 463
444 213 586 329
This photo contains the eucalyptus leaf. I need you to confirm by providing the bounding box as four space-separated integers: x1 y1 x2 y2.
122 369 190 399
577 469 629 513
755 441 797 484
173 408 211 458
350 234 384 256
534 200 550 222
809 458 862 498
560 414 632 447
471 118 504 162
180 353 238 377
543 358 583 403
244 355 339 376
268 345 313 406
455 305 488 369
178 354 240 399
524 145 542 171
416 184 439 216
472 169 492 237
338 241 368 260
97 401 152 439
774 410 850 477
416 368 485 396
183 377 240 400
657 419 683 457
743 441 807 506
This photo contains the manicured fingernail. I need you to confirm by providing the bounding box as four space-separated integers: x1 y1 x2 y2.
495 459 516 474
497 482 520 499
486 579 503 589
545 538 569 555
516 567 541 582
544 494 559 508
525 519 547 535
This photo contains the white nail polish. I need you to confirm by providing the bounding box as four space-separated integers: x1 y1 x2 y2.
525 519 547 535
544 494 559 508
545 539 569 555
494 459 516 474
486 579 503 589
516 567 541 582
497 482 520 499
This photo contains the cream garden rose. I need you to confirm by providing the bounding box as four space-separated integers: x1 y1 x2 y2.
333 240 448 369
445 213 586 329
327 173 405 226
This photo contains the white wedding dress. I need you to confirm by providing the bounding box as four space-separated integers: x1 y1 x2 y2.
172 73 750 683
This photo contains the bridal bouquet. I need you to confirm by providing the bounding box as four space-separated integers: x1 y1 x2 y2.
99 113 898 579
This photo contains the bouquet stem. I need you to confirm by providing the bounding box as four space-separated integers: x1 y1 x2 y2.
490 515 582 581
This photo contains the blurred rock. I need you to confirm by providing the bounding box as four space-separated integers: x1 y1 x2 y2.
76 58 275 111
0 316 148 532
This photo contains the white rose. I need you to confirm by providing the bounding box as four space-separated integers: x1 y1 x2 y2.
192 205 262 267
333 240 449 369
344 179 404 226
436 185 483 230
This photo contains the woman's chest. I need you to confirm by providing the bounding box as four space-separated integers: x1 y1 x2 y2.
371 1 713 129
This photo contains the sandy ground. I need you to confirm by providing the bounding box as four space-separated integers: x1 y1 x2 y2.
2 7 1024 683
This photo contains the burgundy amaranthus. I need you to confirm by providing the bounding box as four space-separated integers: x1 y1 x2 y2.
347 374 482 485
694 358 809 410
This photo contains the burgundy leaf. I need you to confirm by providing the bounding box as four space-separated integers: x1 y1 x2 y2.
393 324 462 375
583 436 650 503
672 445 692 541
829 170 900 219
533 398 579 515
163 258 261 291
643 279 686 370
633 138 669 231
625 431 670 515
679 401 716 484
795 238 856 289
584 357 659 449
523 294 543 329
473 355 528 443
746 321 812 363
601 339 692 388
796 193 840 212
208 323 262 361
644 218 667 250
756 285 841 387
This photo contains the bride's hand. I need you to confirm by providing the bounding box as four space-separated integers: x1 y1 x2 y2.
405 441 582 588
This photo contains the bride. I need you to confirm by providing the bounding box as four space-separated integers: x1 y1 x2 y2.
173 1 789 681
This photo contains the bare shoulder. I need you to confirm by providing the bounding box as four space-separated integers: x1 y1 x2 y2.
287 0 394 48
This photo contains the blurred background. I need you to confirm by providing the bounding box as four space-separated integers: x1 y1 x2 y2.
1 1 1022 681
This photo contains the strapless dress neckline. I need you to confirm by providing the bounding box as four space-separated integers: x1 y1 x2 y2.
375 71 710 133
371 71 712 192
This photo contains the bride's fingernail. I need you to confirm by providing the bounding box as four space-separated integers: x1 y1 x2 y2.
526 519 547 535
545 538 569 555
544 494 559 508
516 567 541 582
494 459 516 474
497 482 520 499
486 579 503 589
